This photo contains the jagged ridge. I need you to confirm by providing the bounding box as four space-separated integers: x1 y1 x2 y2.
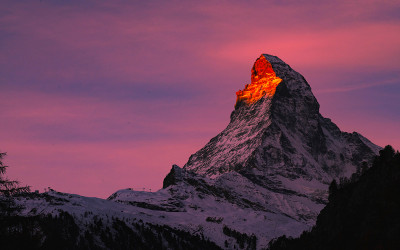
9 54 382 250
184 54 379 183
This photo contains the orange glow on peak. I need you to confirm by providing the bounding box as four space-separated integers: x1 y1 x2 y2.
235 55 282 108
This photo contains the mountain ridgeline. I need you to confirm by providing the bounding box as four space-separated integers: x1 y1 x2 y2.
2 54 384 249
183 54 379 181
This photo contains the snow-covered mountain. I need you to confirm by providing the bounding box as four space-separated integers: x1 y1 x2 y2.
12 54 380 249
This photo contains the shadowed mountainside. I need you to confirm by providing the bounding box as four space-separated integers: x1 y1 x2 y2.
0 54 385 249
267 145 400 250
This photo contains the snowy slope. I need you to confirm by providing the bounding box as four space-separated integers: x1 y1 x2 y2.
13 54 381 249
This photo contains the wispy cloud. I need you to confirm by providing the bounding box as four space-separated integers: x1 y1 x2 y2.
316 79 400 94
1 0 399 197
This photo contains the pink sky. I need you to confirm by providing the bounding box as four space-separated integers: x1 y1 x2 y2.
1 0 399 198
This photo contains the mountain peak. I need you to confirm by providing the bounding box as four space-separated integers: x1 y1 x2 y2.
184 53 379 180
235 55 282 108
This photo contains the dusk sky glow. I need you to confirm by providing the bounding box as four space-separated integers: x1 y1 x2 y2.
1 0 399 198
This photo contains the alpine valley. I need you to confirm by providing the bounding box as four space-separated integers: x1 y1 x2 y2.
4 54 381 249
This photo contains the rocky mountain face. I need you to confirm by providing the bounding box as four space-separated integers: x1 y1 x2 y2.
184 54 379 181
109 54 380 248
9 54 380 249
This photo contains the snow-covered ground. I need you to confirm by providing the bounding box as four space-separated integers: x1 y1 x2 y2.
13 54 381 249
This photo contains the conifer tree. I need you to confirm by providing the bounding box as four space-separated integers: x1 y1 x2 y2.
0 152 30 215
